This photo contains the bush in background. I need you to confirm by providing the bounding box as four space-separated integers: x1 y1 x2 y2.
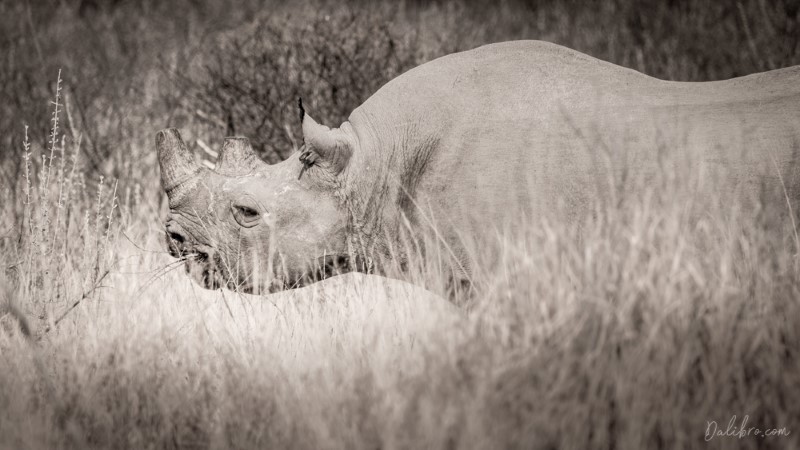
180 4 421 161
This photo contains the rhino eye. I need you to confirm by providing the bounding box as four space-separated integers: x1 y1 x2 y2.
232 204 261 228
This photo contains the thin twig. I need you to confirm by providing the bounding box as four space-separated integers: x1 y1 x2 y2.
38 268 112 341
130 254 198 300
120 230 171 254
219 290 236 321
768 150 799 257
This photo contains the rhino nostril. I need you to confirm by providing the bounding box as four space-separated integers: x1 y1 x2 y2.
168 231 185 244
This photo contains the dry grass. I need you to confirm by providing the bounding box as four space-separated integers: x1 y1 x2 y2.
2 1 800 449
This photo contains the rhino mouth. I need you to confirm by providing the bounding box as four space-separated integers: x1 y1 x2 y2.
190 254 355 294
182 253 360 294
184 251 228 291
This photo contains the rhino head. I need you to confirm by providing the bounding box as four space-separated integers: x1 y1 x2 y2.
156 109 361 293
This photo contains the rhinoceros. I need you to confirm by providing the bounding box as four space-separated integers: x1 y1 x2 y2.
156 40 800 293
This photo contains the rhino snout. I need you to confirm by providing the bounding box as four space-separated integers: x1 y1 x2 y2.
163 221 212 262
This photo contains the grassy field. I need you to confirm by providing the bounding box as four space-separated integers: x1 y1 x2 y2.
2 0 800 448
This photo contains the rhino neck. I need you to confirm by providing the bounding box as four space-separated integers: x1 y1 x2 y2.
339 104 449 266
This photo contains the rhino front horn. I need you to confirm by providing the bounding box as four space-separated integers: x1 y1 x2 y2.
215 136 267 176
156 128 202 195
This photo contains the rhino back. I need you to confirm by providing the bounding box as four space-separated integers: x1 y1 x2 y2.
345 40 800 262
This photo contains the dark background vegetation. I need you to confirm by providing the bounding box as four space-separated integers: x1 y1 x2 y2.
2 0 798 188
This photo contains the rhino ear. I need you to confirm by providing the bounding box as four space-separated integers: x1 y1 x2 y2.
300 105 353 175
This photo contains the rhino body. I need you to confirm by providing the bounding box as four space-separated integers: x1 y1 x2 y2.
157 41 800 293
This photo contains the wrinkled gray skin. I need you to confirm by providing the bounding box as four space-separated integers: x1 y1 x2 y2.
158 40 800 293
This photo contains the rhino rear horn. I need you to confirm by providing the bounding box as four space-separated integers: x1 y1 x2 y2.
156 128 202 194
215 137 267 176
301 112 353 174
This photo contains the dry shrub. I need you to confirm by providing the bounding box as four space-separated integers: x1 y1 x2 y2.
181 4 421 162
0 72 118 336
